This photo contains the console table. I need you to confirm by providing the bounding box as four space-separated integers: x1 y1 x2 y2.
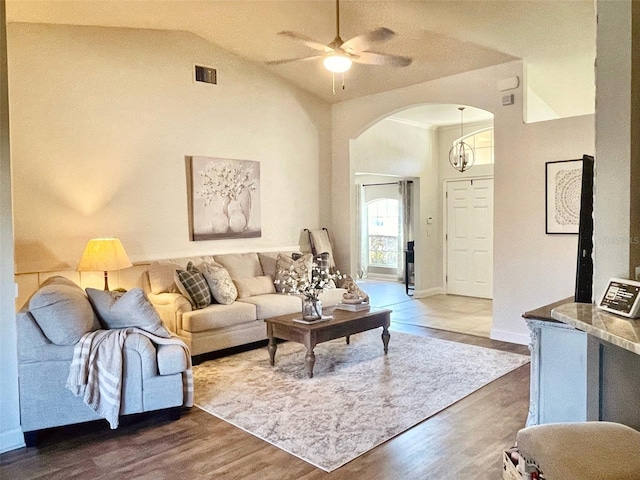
523 299 640 430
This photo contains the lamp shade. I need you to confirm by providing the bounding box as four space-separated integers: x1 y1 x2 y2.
77 238 132 272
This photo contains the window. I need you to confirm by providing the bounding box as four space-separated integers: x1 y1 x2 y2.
454 127 494 165
367 198 399 267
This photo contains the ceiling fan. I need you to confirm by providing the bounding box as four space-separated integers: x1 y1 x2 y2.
266 0 412 91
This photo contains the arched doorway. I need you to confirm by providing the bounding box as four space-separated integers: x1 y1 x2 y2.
351 103 494 299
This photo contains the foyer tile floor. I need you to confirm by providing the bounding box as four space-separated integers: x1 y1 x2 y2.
357 279 493 338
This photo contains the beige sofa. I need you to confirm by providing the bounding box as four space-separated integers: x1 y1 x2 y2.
144 252 345 356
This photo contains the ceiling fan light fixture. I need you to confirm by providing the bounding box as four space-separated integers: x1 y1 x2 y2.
323 53 352 73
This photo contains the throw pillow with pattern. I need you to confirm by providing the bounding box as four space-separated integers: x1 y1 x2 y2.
201 263 237 305
275 253 313 293
175 262 212 309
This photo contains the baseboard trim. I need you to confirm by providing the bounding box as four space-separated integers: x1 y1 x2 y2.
490 328 530 346
413 287 444 299
363 273 399 282
0 427 26 453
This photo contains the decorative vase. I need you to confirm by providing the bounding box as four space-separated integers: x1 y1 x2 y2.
302 298 323 321
238 188 252 225
222 196 231 216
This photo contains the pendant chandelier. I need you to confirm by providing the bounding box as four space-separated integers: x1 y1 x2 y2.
449 107 475 173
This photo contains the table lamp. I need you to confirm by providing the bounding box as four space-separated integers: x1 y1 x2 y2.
77 238 133 290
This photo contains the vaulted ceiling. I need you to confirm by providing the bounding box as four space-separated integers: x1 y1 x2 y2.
6 0 596 115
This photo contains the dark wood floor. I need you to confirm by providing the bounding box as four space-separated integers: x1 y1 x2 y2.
0 324 530 480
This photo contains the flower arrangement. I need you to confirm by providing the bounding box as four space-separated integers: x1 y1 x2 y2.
198 161 256 206
275 262 344 302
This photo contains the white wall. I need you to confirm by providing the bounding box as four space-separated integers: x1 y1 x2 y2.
0 1 24 454
593 0 637 295
7 23 332 274
331 61 595 344
351 118 434 176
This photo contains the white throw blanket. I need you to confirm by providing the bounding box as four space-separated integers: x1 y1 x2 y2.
66 328 193 429
308 229 335 268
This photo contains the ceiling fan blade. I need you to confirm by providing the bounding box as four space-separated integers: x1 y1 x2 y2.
277 31 332 52
352 51 412 67
265 55 323 66
340 27 395 54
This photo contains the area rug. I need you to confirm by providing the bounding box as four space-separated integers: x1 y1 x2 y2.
193 330 529 472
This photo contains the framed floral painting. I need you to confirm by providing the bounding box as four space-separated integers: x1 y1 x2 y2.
186 156 261 240
545 159 582 234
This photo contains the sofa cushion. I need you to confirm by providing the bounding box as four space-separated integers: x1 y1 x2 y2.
274 253 313 293
201 263 237 305
148 261 182 294
86 288 171 338
238 294 302 319
181 302 257 333
29 281 97 345
175 263 212 309
214 253 263 279
234 275 276 298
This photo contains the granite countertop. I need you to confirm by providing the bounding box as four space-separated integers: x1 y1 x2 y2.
551 303 640 355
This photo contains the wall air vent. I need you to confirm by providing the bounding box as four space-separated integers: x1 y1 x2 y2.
194 65 217 85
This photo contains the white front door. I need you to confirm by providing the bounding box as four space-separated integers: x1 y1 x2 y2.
446 178 493 298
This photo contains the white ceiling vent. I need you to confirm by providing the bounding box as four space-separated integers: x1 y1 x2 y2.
194 65 217 85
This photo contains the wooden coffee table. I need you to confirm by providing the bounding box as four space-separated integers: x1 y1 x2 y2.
264 307 392 378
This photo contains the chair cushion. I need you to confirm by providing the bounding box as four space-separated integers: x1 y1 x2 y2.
175 262 212 309
201 263 237 305
29 281 97 345
517 422 640 480
86 288 171 338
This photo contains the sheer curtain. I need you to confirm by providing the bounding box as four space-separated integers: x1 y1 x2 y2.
397 180 413 281
356 184 367 278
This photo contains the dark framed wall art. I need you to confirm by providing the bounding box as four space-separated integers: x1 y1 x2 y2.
186 156 261 241
545 158 583 234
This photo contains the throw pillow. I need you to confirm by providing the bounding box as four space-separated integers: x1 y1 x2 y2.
201 263 237 305
148 261 182 294
275 253 313 293
29 282 97 345
213 253 263 279
86 288 171 338
234 276 276 298
175 262 212 309
173 270 195 305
